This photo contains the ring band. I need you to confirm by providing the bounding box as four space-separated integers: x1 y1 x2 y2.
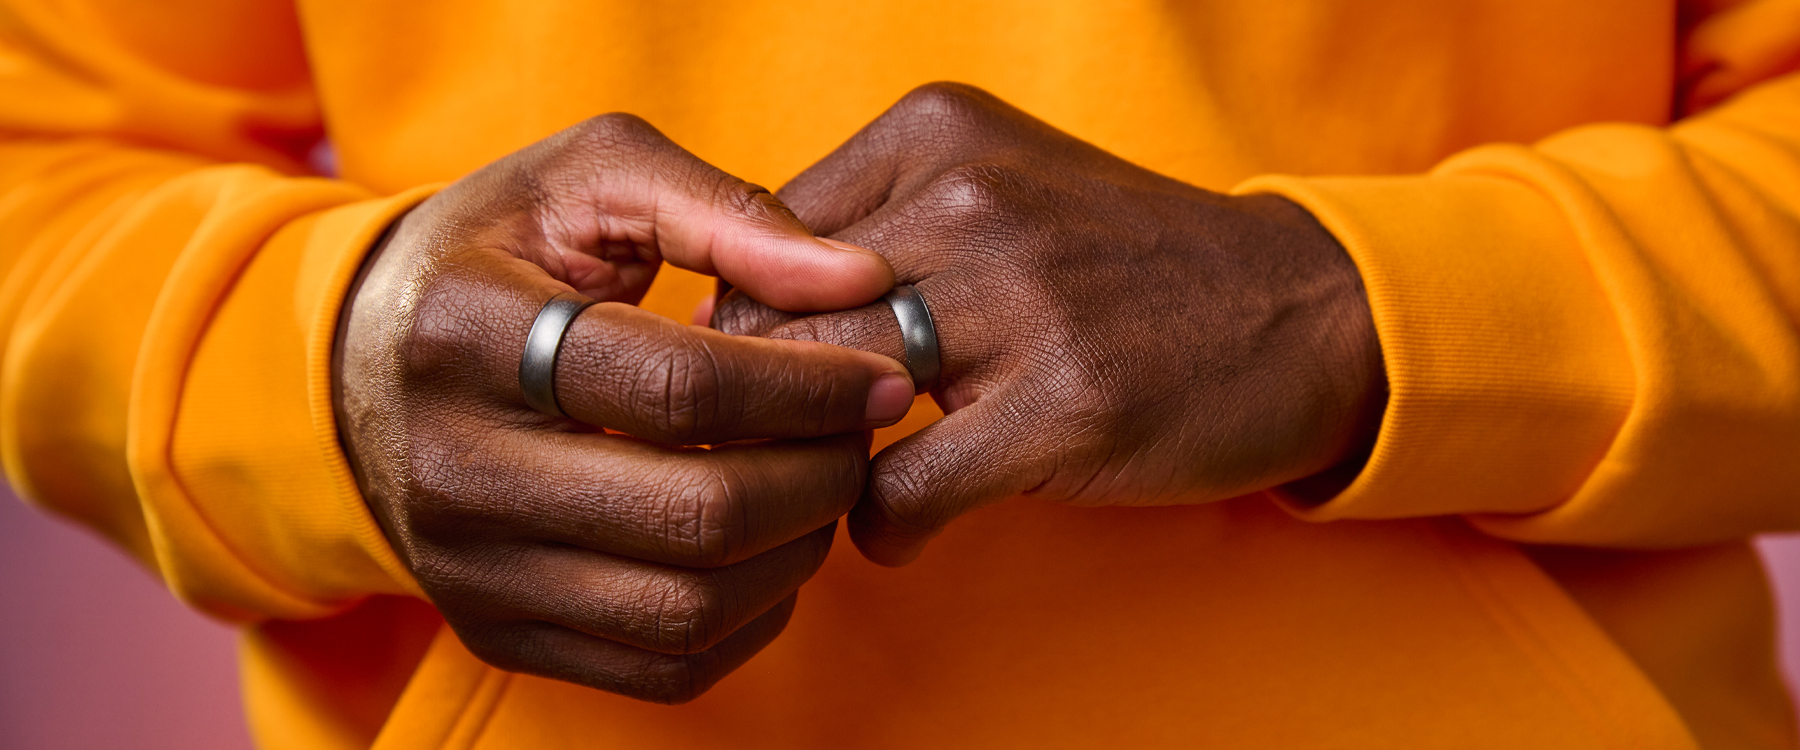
883 285 941 392
520 292 598 417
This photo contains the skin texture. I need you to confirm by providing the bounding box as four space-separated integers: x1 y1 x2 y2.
714 83 1388 567
332 114 918 703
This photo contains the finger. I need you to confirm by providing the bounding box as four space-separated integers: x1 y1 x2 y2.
708 287 803 338
461 592 798 705
408 251 914 442
534 113 894 311
555 302 917 442
438 430 868 568
714 281 989 409
850 393 1059 566
492 523 834 656
777 82 1028 235
715 296 909 380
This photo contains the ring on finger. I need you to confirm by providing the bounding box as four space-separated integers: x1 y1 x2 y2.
520 292 598 417
883 284 941 393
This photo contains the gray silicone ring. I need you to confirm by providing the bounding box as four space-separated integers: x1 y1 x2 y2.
883 285 941 392
519 292 597 417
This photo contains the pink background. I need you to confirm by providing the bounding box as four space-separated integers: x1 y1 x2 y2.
5 485 1800 749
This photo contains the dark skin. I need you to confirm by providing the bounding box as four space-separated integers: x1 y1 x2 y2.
713 83 1387 566
334 84 1384 703
332 113 918 704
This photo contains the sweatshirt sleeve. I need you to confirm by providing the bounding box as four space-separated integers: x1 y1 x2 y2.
0 0 429 622
1239 0 1800 548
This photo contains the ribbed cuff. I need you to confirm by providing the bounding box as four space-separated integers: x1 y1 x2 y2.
300 184 443 602
1235 157 1633 522
139 177 440 620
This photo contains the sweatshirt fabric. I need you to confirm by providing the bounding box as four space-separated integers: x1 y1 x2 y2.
2 0 1799 747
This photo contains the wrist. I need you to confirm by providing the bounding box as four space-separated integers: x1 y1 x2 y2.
331 202 427 546
1251 194 1387 502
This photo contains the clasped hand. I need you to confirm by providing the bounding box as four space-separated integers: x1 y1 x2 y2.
334 83 1384 703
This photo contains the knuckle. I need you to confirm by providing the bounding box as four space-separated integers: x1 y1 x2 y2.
651 573 731 654
397 276 490 386
396 437 488 534
403 533 522 610
574 112 661 151
403 545 474 599
863 83 1002 159
893 81 996 124
920 162 1020 216
716 177 798 227
631 336 725 443
710 292 796 337
665 469 749 567
542 113 673 180
866 464 942 538
708 299 754 337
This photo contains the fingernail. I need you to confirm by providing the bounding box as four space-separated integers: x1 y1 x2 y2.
865 372 915 426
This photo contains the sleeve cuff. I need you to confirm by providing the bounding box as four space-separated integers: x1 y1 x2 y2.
133 178 440 620
1234 153 1634 524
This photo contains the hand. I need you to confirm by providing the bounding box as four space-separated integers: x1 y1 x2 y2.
332 114 915 703
714 83 1387 566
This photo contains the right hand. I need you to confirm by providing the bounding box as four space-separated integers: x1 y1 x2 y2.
332 114 915 703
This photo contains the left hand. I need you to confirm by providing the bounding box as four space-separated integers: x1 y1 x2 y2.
713 83 1387 566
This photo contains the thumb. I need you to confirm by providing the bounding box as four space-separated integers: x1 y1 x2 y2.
641 151 894 312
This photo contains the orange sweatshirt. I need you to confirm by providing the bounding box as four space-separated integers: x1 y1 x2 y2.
3 0 1799 747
